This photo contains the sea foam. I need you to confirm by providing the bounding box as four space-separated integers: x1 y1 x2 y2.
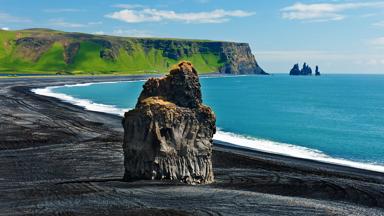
32 81 384 173
214 130 384 173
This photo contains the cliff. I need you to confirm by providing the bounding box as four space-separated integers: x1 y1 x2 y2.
122 61 216 184
0 28 266 75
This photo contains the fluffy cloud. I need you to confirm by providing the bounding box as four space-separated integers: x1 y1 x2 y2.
370 37 384 46
281 2 384 22
1 27 9 30
106 8 254 24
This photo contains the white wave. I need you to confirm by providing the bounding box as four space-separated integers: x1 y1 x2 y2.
33 81 384 173
32 80 147 116
61 80 146 88
214 130 384 173
32 86 129 116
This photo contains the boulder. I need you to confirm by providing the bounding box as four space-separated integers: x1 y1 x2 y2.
122 61 216 184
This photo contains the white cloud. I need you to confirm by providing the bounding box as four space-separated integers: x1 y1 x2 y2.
93 31 105 35
370 37 384 46
88 21 103 25
49 19 86 28
106 8 254 24
1 27 9 30
112 4 146 9
373 20 384 27
43 8 84 13
92 29 153 37
281 2 384 22
0 12 30 23
49 19 102 28
112 29 153 37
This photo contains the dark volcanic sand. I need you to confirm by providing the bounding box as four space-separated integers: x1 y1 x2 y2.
0 76 384 216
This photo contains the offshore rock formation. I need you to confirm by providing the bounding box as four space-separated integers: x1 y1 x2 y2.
122 61 216 184
289 63 316 76
289 64 301 75
315 65 321 76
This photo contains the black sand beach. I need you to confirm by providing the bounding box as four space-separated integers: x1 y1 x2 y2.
1 76 384 216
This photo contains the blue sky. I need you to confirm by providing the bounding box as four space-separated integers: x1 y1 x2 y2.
0 0 383 73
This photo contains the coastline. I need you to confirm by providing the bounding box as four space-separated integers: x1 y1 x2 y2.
1 76 384 215
33 77 384 173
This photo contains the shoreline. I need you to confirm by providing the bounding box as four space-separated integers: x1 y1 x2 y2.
33 77 384 174
1 76 384 215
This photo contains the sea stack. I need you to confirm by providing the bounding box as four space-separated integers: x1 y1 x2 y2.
315 65 321 76
289 63 316 76
122 61 216 184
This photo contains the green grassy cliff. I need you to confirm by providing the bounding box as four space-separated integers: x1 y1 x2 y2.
0 29 266 75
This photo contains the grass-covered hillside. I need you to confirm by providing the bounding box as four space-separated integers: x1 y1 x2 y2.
0 29 265 75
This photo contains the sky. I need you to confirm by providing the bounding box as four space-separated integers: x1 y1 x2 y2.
0 0 383 73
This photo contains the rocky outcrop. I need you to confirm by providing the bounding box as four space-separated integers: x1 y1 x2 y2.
14 37 54 61
315 65 321 76
289 64 301 75
301 63 312 75
289 63 315 76
63 42 80 64
122 61 216 184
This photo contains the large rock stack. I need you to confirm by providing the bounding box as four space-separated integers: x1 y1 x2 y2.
289 63 316 76
122 61 216 184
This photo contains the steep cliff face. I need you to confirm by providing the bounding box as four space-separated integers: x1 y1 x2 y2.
0 29 266 75
122 61 216 184
220 43 266 75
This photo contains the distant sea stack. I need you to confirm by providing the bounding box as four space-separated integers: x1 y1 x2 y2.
315 65 321 76
289 63 321 76
122 61 216 184
0 28 266 75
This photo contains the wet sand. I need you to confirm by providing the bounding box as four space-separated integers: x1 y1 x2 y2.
0 76 384 216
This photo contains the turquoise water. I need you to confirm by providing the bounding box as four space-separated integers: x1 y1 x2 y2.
41 75 384 171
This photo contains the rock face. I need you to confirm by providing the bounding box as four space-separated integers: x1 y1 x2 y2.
122 61 216 184
301 63 312 75
289 63 315 76
0 28 267 75
219 43 267 75
289 64 301 75
315 65 321 76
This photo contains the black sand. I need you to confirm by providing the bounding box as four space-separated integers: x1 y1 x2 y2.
0 76 383 216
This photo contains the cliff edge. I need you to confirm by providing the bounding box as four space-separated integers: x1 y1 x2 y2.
0 29 266 75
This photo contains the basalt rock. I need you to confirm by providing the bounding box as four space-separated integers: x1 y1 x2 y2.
122 61 216 184
289 62 315 76
289 63 301 75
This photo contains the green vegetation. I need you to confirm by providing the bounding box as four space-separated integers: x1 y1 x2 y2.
0 29 225 75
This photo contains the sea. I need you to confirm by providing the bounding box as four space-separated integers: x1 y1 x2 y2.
33 74 384 172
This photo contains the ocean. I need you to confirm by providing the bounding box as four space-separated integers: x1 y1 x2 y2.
34 74 384 172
